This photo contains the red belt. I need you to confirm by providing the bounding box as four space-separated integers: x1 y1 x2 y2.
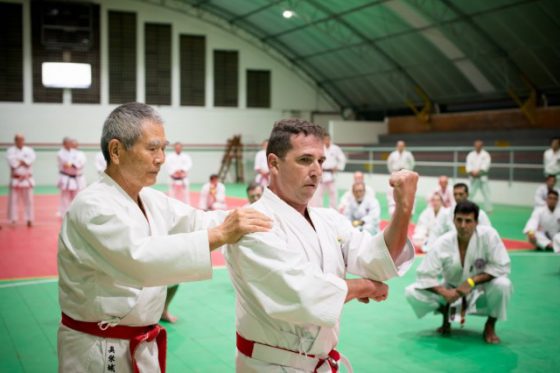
236 332 340 372
61 313 167 373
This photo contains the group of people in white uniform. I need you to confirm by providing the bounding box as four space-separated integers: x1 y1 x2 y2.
4 105 559 371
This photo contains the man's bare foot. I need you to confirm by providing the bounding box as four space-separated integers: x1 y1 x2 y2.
483 324 500 344
437 323 451 336
161 310 178 323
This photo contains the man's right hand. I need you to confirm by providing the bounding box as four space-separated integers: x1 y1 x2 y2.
438 288 461 304
208 208 272 250
346 278 388 303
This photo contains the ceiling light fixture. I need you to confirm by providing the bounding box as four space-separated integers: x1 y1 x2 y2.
282 10 294 19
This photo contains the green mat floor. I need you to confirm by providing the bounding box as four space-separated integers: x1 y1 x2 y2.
1 253 559 372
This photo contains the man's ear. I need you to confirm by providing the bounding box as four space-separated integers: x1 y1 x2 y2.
268 153 279 172
108 139 123 165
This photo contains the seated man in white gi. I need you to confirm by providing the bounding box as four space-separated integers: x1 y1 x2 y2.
523 190 560 250
343 181 381 235
225 118 417 372
245 181 263 205
337 171 375 213
533 175 559 210
198 174 227 211
413 193 448 252
57 103 272 373
427 182 491 249
430 175 454 208
405 201 512 344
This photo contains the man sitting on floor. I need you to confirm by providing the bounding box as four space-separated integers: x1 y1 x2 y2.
524 190 560 250
405 201 512 344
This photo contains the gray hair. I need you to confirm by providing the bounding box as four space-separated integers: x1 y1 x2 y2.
101 102 163 164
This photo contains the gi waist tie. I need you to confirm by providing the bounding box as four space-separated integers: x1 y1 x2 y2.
61 313 167 373
236 332 345 372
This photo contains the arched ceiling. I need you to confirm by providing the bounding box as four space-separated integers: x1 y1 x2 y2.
138 0 560 115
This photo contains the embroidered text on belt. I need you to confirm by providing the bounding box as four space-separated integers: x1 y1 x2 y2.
236 332 349 372
61 313 167 373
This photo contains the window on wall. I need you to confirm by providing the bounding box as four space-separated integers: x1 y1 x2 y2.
246 70 271 108
180 35 206 106
0 3 23 102
214 50 238 107
145 23 171 105
108 11 136 104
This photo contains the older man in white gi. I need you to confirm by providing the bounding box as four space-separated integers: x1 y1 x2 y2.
431 175 454 208
166 141 193 205
338 171 375 213
57 137 87 216
6 134 36 227
343 181 381 235
534 175 558 209
544 137 560 179
524 190 560 250
310 133 346 208
427 183 491 249
413 193 448 252
405 201 512 344
57 103 271 373
466 139 492 213
226 119 417 372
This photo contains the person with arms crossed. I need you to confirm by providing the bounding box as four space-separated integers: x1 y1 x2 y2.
6 134 36 227
405 201 512 344
225 119 417 372
57 103 271 373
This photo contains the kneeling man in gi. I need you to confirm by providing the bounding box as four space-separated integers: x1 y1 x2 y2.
405 200 512 344
226 118 417 372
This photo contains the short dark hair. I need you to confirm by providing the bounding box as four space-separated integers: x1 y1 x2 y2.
546 174 557 181
209 174 219 181
454 200 479 221
266 118 324 159
548 190 559 198
453 182 469 194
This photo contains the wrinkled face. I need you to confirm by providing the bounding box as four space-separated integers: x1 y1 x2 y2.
397 141 405 152
352 184 365 202
454 212 477 242
453 187 468 203
546 193 558 210
269 133 325 210
117 121 167 188
247 186 263 204
439 176 448 190
174 143 182 154
15 135 24 148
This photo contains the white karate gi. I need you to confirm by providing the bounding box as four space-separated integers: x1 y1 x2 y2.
426 207 491 250
95 151 107 175
553 233 560 253
343 195 381 235
466 150 492 212
165 151 193 205
57 148 87 216
225 188 414 372
543 148 560 178
430 186 454 208
311 144 346 208
387 150 415 173
338 185 375 212
533 184 559 209
58 173 224 373
254 149 269 187
198 181 227 211
523 206 560 249
6 145 36 223
413 206 448 252
405 225 512 322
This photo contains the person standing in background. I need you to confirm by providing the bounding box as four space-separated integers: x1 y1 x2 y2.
544 137 560 181
166 142 193 205
254 140 270 187
466 140 492 213
6 134 36 227
311 133 346 208
95 151 107 176
387 140 415 173
57 137 86 216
